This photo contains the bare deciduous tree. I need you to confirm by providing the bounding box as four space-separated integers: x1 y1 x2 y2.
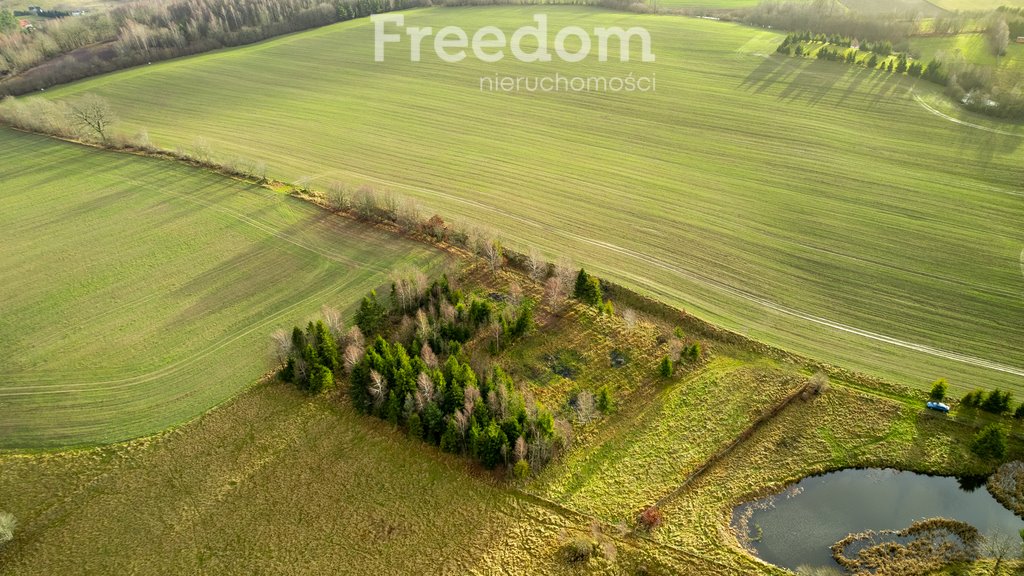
555 256 576 294
327 181 349 210
514 435 528 462
270 328 291 365
527 246 546 281
343 341 365 374
987 17 1010 58
508 282 523 308
321 305 344 341
454 409 469 436
414 308 430 338
67 94 116 143
490 318 502 351
421 342 438 369
415 371 435 410
621 307 638 329
346 326 365 350
544 276 565 308
397 196 422 232
369 370 387 409
464 385 481 416
668 339 684 363
574 391 596 424
483 239 502 272
440 300 456 324
983 532 1016 575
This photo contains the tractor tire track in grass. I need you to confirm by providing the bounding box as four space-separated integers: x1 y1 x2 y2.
913 93 1024 138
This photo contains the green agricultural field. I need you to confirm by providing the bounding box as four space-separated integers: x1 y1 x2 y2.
33 7 1024 397
912 33 1024 70
653 0 763 9
0 128 448 448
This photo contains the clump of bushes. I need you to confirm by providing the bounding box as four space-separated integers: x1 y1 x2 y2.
971 424 1008 461
637 505 663 531
961 388 1014 415
988 460 1024 516
561 536 596 564
279 318 340 394
573 268 614 314
802 372 830 399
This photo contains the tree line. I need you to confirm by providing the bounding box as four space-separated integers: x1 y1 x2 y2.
776 33 1024 120
0 0 426 94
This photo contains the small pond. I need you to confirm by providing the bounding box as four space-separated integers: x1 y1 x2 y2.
732 468 1024 572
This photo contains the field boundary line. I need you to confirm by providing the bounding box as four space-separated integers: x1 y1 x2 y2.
651 380 809 510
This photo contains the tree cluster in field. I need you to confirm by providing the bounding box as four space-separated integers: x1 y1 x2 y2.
274 269 598 475
770 10 1024 120
779 33 893 56
937 378 1024 420
778 35 940 80
279 318 340 394
958 387 1024 419
0 0 426 94
346 275 567 475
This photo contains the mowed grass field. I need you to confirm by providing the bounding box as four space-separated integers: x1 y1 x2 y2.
36 7 1024 396
0 128 447 448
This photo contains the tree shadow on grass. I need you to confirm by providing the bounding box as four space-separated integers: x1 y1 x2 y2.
776 60 845 106
738 55 798 95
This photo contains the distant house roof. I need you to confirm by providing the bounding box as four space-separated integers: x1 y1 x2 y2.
1017 36 1024 44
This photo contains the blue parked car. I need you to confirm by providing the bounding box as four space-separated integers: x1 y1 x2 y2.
926 401 950 413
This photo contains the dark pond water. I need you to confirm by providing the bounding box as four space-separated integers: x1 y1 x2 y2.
732 468 1024 571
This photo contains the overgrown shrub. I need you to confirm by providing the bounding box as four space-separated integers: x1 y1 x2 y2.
972 424 1007 461
637 506 663 531
562 537 595 564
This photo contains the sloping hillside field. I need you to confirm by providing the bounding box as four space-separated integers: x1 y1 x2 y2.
40 7 1024 394
0 129 447 448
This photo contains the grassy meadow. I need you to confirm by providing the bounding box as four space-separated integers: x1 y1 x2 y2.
912 33 1024 71
0 128 448 448
31 7 1024 398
